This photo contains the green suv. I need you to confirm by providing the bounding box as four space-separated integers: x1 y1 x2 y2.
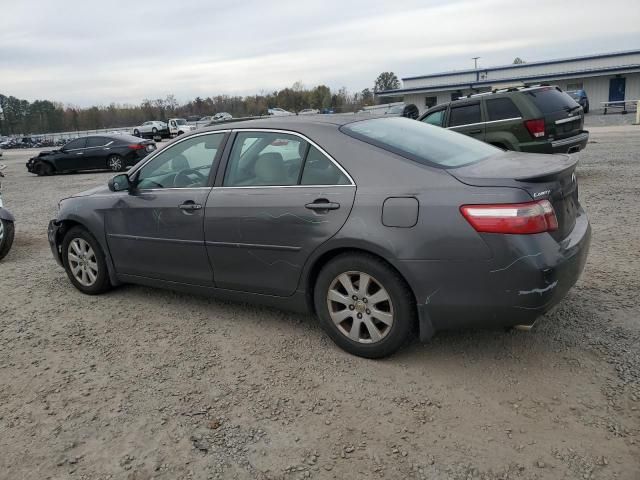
418 86 589 154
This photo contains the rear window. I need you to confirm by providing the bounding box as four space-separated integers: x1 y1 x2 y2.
341 117 498 168
523 87 578 113
486 98 521 121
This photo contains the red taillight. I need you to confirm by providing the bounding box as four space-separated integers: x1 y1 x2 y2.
460 200 558 234
524 118 545 138
128 143 145 150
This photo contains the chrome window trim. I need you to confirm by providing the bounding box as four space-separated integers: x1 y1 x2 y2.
127 130 231 177
447 117 522 129
225 128 356 187
212 185 353 190
135 187 214 192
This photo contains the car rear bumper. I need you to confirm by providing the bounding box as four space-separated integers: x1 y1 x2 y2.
406 208 591 339
520 131 589 154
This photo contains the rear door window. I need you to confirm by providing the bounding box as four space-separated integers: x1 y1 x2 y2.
523 87 578 113
448 103 481 127
486 98 522 121
300 146 350 185
224 132 307 187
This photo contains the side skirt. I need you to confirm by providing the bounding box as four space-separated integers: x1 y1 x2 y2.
116 274 310 314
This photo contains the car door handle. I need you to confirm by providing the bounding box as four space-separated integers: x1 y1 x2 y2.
76 152 84 155
468 129 482 134
305 199 340 211
179 201 202 212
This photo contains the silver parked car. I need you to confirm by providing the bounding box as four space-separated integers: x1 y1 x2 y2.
48 116 590 358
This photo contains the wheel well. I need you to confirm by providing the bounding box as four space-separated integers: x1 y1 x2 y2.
489 142 508 150
37 159 56 171
305 247 417 317
56 219 84 241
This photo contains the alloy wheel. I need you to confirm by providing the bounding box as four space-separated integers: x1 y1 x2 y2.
108 156 122 171
0 219 4 244
68 238 99 287
326 271 394 344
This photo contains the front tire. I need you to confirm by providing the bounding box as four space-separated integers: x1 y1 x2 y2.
35 161 54 176
107 154 124 172
61 226 111 295
0 219 15 261
313 253 415 358
133 129 140 137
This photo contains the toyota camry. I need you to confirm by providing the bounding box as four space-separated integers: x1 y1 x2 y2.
47 116 590 358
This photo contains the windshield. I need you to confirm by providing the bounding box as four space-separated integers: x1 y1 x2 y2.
175 119 187 125
341 117 499 168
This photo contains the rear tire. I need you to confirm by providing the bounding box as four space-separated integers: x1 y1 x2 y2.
61 226 111 295
313 253 415 358
0 219 15 261
35 161 54 176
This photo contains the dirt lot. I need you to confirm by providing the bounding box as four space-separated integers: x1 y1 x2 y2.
0 124 639 480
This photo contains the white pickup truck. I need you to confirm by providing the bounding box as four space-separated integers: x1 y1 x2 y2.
167 118 196 137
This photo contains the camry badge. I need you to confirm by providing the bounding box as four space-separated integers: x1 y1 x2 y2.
533 190 551 198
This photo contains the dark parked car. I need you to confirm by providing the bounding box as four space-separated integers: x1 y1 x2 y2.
48 116 590 358
27 134 156 176
419 85 589 154
567 89 589 113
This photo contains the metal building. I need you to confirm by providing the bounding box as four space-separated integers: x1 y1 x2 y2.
377 50 640 114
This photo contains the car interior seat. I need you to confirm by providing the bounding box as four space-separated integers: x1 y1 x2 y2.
253 152 288 185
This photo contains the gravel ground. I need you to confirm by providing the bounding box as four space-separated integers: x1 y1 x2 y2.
0 126 638 480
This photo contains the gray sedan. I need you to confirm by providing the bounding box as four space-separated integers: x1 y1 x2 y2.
48 116 590 358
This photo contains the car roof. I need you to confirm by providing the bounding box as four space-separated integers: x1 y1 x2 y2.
200 114 381 135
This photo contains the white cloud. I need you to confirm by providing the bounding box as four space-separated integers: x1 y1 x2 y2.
1 0 638 105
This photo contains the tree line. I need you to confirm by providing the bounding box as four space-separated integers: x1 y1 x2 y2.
0 73 401 136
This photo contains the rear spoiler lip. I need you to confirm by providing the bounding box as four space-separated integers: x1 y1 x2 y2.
514 156 577 182
447 152 578 187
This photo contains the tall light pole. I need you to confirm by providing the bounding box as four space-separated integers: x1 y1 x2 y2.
472 57 480 69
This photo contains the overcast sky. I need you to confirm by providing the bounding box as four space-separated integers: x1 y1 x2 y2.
2 0 638 106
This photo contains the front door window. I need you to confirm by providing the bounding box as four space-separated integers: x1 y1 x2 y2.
136 133 224 189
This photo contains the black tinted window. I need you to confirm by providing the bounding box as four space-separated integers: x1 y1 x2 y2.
449 103 481 127
64 138 86 150
486 98 521 121
86 137 109 148
524 87 578 113
341 117 498 168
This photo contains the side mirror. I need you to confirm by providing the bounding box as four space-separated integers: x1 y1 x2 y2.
108 173 131 192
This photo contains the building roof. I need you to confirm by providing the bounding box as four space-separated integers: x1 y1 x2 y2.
401 49 640 82
377 49 640 97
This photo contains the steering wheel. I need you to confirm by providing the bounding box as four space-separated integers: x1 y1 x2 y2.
173 168 208 187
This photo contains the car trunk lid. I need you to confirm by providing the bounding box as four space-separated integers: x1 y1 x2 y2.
448 151 579 241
